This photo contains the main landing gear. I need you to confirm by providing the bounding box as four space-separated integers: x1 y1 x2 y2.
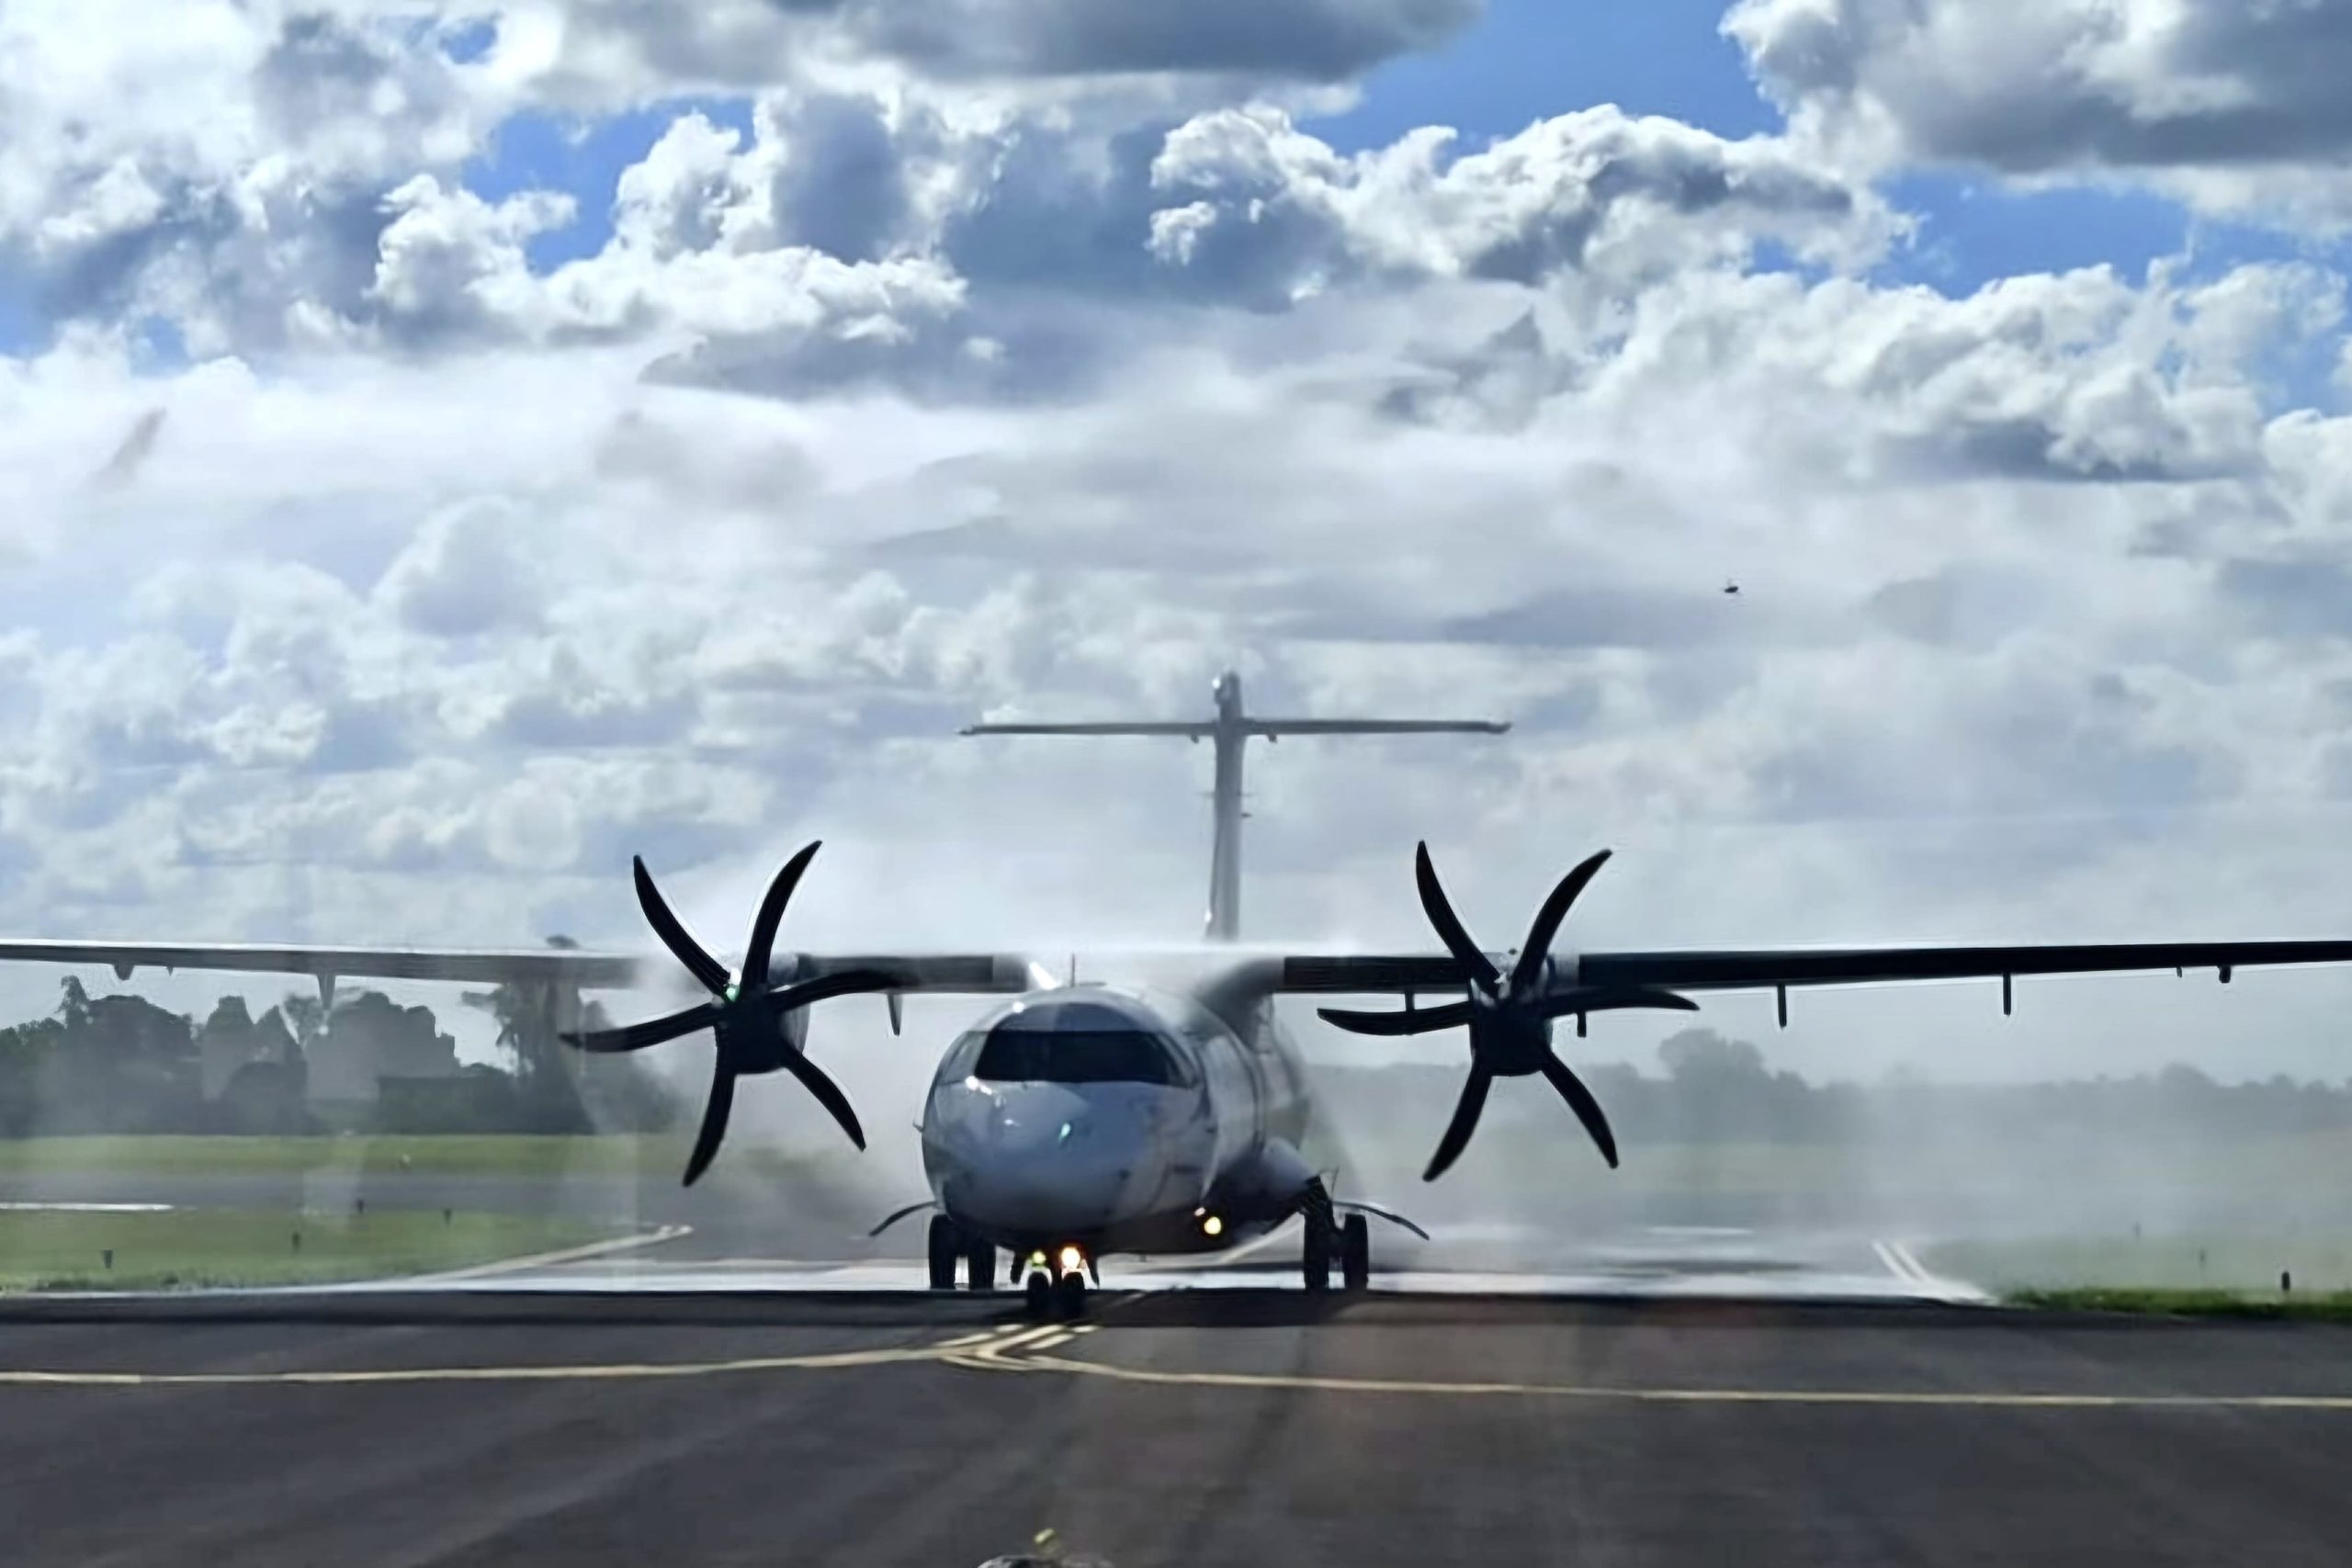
927 1215 996 1292
1301 1182 1372 1294
1020 1246 1092 1321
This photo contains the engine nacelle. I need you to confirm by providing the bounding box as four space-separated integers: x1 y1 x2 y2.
1204 1137 1317 1225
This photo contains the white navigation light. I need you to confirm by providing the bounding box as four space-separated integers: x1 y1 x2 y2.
1202 1214 1224 1236
1057 1245 1085 1274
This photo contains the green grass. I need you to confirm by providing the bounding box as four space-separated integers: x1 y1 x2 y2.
1926 1235 2352 1295
2005 1287 2352 1321
1924 1235 2352 1319
0 1134 763 1179
0 1207 617 1292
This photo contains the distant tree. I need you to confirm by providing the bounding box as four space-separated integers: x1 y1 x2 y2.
216 1059 313 1134
55 976 91 1034
251 1005 300 1065
1658 1029 1768 1082
460 974 593 1133
280 992 325 1052
197 997 259 1100
0 1016 62 1136
309 991 458 1101
571 998 680 1133
36 979 199 1131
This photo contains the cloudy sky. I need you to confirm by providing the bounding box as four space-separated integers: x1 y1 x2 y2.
6 0 2352 1087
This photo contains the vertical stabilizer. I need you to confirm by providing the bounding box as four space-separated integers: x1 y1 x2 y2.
962 671 1509 941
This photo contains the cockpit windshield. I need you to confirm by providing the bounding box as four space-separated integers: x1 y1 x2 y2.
970 998 1181 1085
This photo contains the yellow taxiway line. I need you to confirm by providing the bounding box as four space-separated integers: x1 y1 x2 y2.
7 1312 2352 1411
947 1318 2352 1411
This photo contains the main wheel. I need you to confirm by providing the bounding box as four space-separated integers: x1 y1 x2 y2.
1053 1270 1089 1321
926 1215 959 1292
1023 1271 1052 1319
964 1241 996 1292
1302 1217 1333 1293
1340 1213 1370 1292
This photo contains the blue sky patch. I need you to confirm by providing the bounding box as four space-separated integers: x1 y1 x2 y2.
440 15 497 64
463 96 758 271
1307 0 1777 151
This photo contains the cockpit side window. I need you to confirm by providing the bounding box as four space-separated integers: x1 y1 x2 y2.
940 1030 988 1081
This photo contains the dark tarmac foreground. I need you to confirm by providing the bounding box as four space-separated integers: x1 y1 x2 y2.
4 1292 2352 1567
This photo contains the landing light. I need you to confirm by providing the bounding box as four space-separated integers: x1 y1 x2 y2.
1202 1214 1224 1236
1057 1245 1085 1274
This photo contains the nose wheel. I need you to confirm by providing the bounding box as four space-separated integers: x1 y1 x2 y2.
1021 1248 1091 1320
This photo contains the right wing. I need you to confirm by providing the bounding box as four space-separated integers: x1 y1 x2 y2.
1255 941 2352 1010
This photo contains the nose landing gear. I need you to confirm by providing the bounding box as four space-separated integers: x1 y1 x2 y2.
1021 1246 1092 1320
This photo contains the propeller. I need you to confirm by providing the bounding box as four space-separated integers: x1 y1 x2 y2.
560 842 899 1186
1318 842 1698 1182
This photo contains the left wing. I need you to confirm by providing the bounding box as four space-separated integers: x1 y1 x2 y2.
0 940 643 990
0 940 1035 998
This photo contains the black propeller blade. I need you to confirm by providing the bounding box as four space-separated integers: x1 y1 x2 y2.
562 843 899 1187
1320 842 1698 1181
1426 1066 1492 1182
684 1064 738 1189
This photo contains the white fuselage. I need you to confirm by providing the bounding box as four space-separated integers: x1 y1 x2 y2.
916 982 1316 1258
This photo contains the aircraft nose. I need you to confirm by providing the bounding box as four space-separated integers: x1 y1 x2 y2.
932 1083 1180 1235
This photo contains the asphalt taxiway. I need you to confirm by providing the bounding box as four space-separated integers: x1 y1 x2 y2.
6 1284 2352 1567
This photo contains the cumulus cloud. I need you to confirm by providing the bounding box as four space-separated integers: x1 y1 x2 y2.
1147 104 1901 297
6 6 2352 1089
1726 0 2352 223
374 496 548 637
0 3 512 351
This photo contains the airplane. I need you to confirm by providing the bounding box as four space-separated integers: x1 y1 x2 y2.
7 669 2352 1320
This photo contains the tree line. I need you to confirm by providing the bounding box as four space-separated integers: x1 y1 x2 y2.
5 985 2342 1146
1313 1027 2352 1146
0 977 678 1137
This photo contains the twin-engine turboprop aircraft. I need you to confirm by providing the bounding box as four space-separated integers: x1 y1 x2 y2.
6 672 2351 1318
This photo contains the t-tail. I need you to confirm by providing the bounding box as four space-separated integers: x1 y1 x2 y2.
962 671 1508 942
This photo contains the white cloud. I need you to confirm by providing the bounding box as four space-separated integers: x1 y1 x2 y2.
1726 0 2352 224
375 495 548 637
1148 105 1901 293
367 175 577 343
0 3 514 348
5 8 2352 1090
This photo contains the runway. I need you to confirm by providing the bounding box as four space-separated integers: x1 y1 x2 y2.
3 1195 2340 1564
364 1220 1990 1303
3 1288 2351 1566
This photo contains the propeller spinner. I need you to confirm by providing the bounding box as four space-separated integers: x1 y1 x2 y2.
560 842 898 1186
1318 842 1698 1181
